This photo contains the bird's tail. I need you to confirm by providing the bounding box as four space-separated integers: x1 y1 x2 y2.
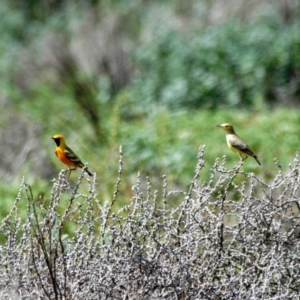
253 155 261 166
83 166 93 176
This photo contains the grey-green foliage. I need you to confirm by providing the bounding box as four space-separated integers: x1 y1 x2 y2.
0 2 25 80
2 1 300 113
129 19 300 113
0 147 299 299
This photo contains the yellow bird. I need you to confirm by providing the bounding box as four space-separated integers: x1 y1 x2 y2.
217 123 261 165
51 134 93 176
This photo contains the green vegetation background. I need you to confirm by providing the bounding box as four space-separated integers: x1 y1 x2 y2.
0 0 300 218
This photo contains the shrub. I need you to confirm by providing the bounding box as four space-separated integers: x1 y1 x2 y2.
129 19 300 113
0 147 299 298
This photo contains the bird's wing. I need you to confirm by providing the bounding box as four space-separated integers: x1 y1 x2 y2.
228 135 254 155
64 146 84 166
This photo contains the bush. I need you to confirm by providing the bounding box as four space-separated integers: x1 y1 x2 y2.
128 19 300 114
0 147 299 299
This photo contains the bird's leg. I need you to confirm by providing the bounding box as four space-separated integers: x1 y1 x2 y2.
67 167 76 179
238 153 248 162
234 154 244 169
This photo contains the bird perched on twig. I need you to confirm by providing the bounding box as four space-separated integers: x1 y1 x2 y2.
51 134 93 176
217 123 261 165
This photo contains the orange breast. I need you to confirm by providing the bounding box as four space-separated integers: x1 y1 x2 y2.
55 148 76 167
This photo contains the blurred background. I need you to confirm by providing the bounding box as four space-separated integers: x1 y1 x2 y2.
0 0 300 214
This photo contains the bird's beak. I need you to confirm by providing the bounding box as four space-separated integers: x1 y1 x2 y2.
217 125 222 128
